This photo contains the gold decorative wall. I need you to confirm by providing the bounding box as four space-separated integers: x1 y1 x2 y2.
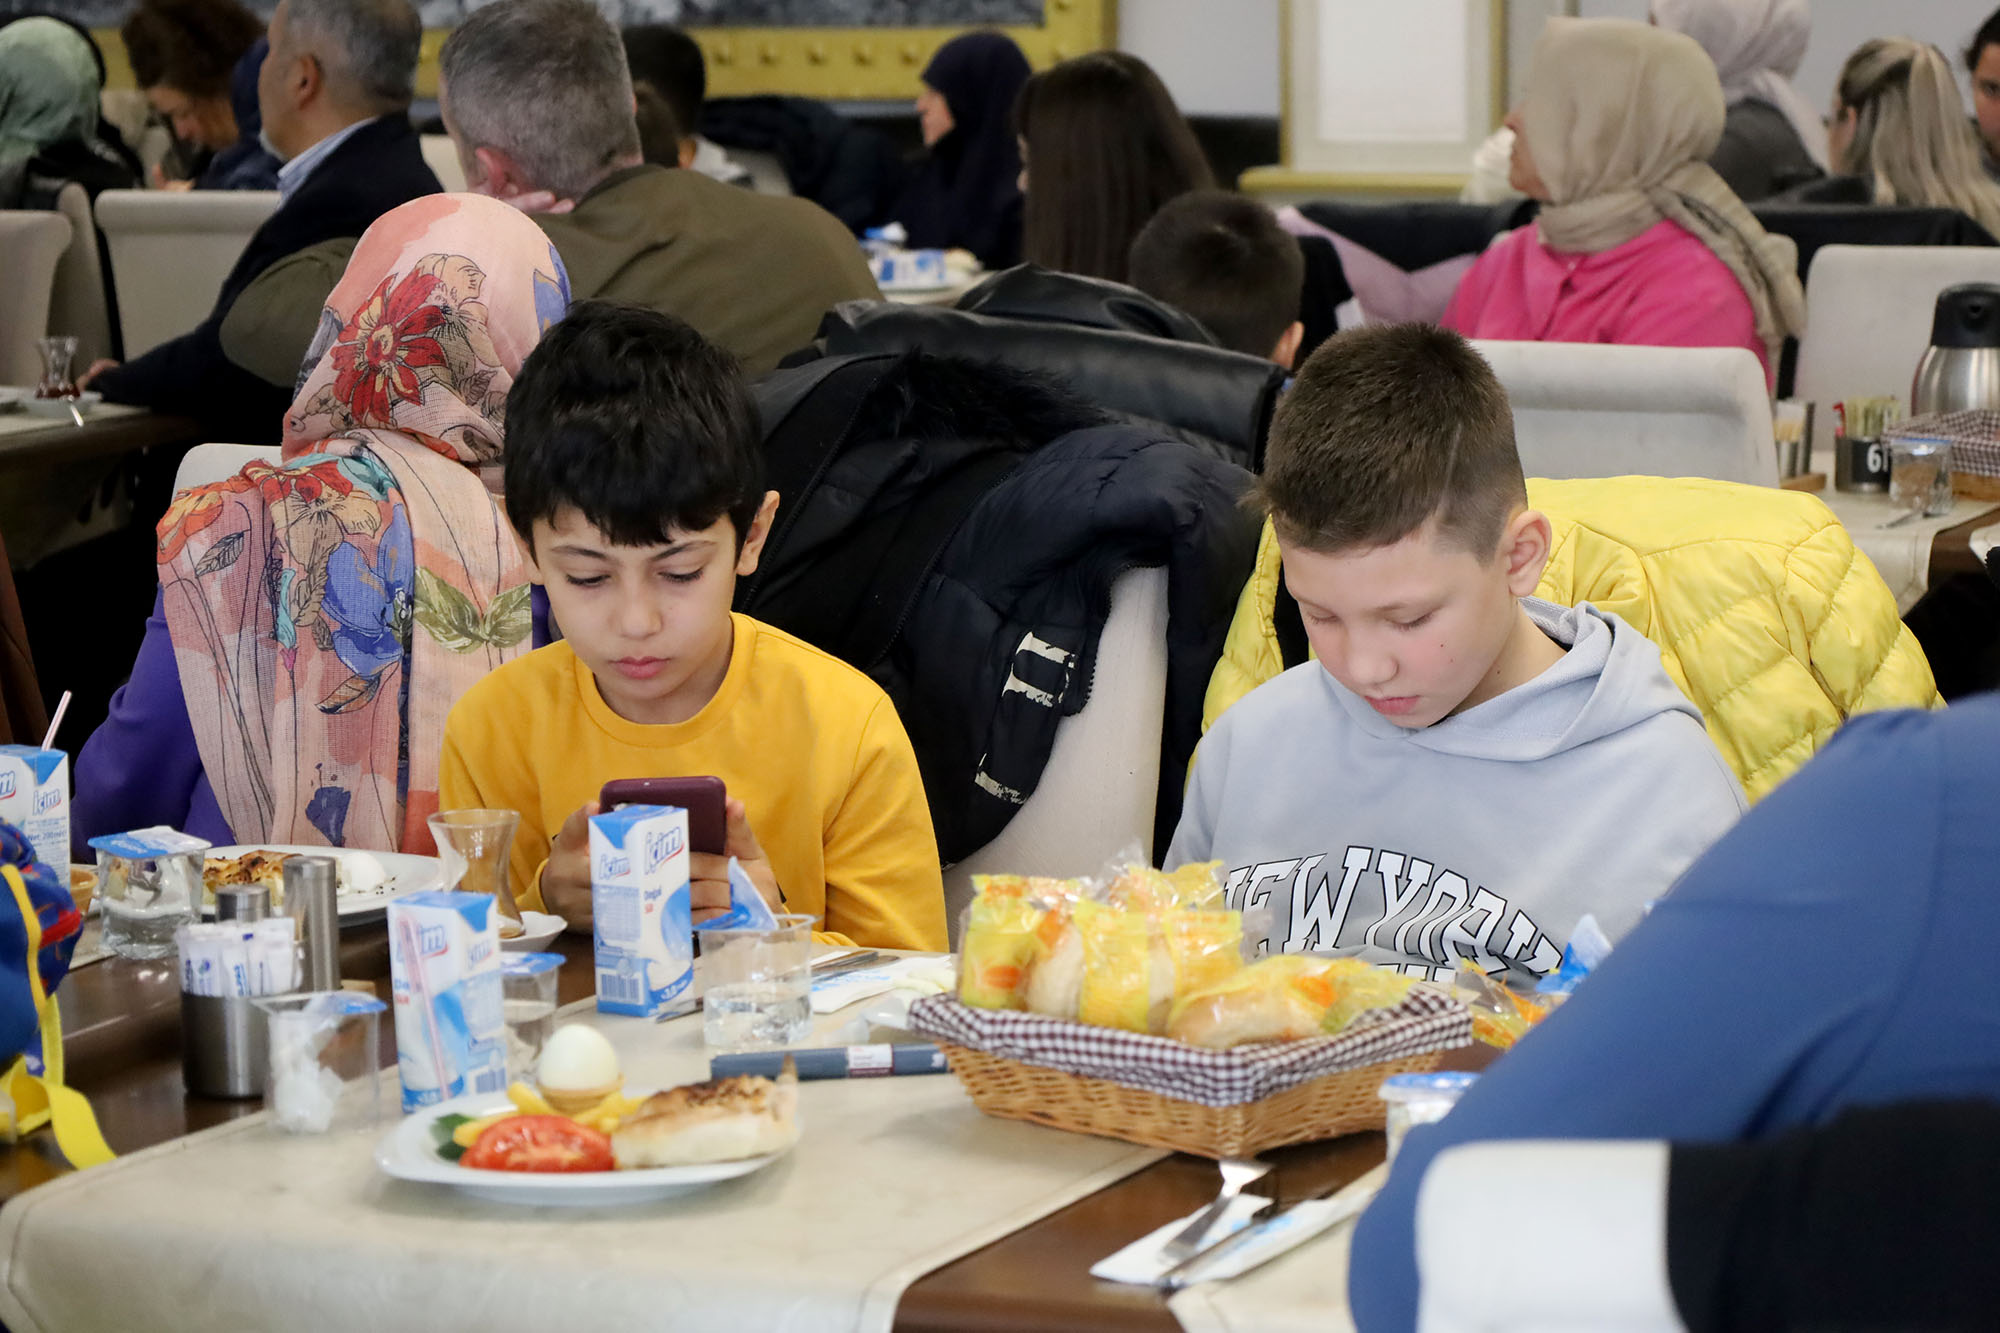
90 0 1114 101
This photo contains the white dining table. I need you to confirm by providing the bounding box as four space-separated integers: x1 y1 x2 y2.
0 965 1166 1333
1808 448 2000 612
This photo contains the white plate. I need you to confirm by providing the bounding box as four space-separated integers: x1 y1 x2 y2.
0 387 26 412
203 844 444 920
502 910 566 952
21 391 102 418
375 1091 789 1206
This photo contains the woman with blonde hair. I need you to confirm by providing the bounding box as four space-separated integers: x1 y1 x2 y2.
1793 37 2000 239
1442 18 1805 386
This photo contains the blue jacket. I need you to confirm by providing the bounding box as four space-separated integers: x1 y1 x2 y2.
1349 697 2000 1330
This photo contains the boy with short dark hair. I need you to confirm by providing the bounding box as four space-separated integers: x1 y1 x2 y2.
439 301 947 950
1128 189 1306 366
1166 324 1743 983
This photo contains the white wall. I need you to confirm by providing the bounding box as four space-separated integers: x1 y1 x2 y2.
1579 0 1998 112
1117 0 1282 116
1130 0 2000 129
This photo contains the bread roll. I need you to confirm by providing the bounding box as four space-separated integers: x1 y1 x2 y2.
1167 955 1372 1048
1023 917 1085 1019
610 1067 799 1168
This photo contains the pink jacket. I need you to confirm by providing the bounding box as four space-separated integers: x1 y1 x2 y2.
1441 218 1770 386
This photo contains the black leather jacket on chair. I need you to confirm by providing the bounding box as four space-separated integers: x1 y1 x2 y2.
807 266 1288 470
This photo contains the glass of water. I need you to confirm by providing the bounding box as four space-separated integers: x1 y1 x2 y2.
701 913 814 1053
501 951 562 1079
1890 435 1955 519
89 827 209 960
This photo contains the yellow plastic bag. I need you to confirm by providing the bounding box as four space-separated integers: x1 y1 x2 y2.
0 863 114 1168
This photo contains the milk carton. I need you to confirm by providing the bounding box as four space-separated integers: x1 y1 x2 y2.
0 746 68 874
388 891 507 1112
590 804 693 1018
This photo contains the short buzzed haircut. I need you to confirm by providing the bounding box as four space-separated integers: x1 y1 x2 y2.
282 0 420 113
1259 324 1523 556
1129 190 1304 358
440 0 641 203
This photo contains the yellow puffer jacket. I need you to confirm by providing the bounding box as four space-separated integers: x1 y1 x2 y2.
1205 475 1942 802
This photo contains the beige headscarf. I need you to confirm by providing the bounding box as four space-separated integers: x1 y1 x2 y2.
1521 17 1806 368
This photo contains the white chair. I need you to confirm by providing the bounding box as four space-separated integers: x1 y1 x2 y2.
731 147 793 196
94 189 280 358
1794 243 2000 454
1471 340 1777 486
0 210 73 386
942 566 1169 943
173 443 282 494
1416 1140 1681 1333
46 183 115 368
420 135 467 193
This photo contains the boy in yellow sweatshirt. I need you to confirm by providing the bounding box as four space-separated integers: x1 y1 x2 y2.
438 302 947 951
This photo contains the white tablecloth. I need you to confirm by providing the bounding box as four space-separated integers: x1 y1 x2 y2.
1810 448 2000 612
0 401 141 439
0 982 1164 1333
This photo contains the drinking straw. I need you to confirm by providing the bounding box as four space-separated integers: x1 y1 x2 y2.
395 915 454 1097
40 690 70 752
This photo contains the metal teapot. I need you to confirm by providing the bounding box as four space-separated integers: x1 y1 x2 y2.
1912 283 2000 416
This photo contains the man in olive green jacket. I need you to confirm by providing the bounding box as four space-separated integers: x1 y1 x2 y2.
222 0 878 390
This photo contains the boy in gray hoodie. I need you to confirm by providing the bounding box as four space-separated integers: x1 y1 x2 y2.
1166 324 1745 987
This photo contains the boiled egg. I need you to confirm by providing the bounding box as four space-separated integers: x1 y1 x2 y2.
537 1023 622 1093
340 851 389 897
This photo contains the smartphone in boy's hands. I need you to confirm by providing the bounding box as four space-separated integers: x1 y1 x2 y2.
598 778 780 922
599 776 727 854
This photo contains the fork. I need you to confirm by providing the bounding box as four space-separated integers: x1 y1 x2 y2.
1157 1157 1272 1264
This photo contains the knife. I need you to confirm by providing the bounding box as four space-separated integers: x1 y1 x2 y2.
1153 1168 1384 1291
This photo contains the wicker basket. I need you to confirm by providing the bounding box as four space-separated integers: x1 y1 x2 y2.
935 1039 1444 1159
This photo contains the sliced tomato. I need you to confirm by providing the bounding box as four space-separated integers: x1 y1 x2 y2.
461 1114 614 1173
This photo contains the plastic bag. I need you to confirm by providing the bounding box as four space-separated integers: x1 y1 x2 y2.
955 854 1246 1034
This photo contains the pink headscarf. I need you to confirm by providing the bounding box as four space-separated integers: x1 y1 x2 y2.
154 193 570 853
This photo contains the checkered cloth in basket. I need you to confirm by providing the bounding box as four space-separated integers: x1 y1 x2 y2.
1887 410 2000 478
907 989 1472 1109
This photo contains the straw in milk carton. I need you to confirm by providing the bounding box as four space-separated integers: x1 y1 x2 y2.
388 891 507 1112
590 804 693 1018
0 746 68 875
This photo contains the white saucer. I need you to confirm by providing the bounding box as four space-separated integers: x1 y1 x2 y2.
22 391 103 418
502 911 567 951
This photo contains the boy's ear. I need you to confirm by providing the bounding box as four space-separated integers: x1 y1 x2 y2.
1499 507 1552 597
1271 321 1305 370
734 491 782 577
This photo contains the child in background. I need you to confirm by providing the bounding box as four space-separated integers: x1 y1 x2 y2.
1128 189 1306 367
438 301 947 951
1166 324 1744 985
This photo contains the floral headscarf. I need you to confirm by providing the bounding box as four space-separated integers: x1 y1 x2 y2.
155 194 570 853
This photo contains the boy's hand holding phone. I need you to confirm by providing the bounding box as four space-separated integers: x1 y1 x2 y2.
691 799 782 923
540 801 601 929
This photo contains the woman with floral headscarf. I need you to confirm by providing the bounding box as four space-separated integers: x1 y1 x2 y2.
1442 18 1806 388
0 16 139 208
75 193 570 855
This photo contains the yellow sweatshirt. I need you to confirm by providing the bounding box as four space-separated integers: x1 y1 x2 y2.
438 614 947 951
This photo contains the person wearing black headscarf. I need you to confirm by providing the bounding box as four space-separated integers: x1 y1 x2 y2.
889 30 1030 269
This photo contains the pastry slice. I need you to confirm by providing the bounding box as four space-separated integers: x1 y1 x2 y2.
611 1064 798 1168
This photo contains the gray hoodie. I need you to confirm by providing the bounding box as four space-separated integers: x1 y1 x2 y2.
1166 599 1746 986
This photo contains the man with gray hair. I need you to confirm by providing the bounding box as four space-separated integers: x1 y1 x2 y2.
435 0 877 373
89 0 440 444
220 0 877 385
